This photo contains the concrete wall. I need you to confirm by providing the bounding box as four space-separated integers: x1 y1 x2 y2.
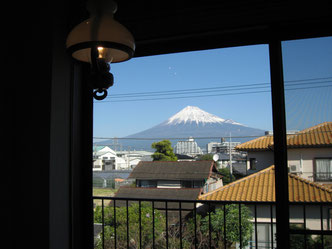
288 148 332 182
246 151 275 174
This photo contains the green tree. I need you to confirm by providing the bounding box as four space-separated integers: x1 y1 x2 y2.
197 154 214 161
94 202 166 249
218 167 235 185
182 204 253 249
94 203 253 249
151 140 177 161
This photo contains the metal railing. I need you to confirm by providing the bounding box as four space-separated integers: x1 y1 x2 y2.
93 196 332 249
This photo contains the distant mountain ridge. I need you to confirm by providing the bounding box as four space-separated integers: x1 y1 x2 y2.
165 106 244 126
99 106 265 151
126 106 263 139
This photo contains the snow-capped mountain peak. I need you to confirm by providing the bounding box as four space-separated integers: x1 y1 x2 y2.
166 106 243 126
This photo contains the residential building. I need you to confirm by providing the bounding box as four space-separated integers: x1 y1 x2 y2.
115 161 223 205
200 165 332 248
174 137 203 157
235 122 332 183
115 150 153 168
207 140 241 154
93 146 127 170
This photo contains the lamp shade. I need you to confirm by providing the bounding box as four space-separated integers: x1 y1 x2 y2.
66 4 135 63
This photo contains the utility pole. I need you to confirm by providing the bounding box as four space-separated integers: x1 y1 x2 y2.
229 133 233 182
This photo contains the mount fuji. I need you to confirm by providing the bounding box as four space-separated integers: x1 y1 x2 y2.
126 106 264 139
101 106 265 151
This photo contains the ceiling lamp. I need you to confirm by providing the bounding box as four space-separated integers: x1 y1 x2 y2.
66 0 135 100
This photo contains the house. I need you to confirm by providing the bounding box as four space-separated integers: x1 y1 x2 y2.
200 165 332 248
92 146 127 170
114 161 223 209
115 150 153 168
8 1 332 248
235 122 332 183
130 161 222 193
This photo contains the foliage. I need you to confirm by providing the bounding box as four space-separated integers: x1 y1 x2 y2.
151 140 177 161
95 202 166 249
94 203 253 249
218 167 235 185
168 204 253 249
289 224 332 249
201 204 253 248
197 154 214 161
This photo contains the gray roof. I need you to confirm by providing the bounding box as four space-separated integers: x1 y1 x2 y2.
129 161 217 180
114 187 202 210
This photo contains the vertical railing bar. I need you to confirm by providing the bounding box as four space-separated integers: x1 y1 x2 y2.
239 203 242 249
126 200 129 249
209 202 212 249
224 204 227 249
166 201 169 249
114 199 117 249
139 200 142 249
303 204 307 249
102 198 105 249
321 204 324 248
255 204 258 249
179 201 183 249
152 201 155 249
270 204 274 249
194 202 197 249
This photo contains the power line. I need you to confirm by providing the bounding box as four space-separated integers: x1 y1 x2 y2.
95 83 332 103
103 76 332 98
93 130 332 141
103 80 332 100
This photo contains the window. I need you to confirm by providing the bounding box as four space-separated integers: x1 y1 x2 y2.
137 180 157 188
251 223 276 249
193 180 204 188
181 180 193 188
329 209 332 230
315 158 332 181
249 158 256 170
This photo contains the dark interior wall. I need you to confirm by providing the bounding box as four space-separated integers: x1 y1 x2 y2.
4 3 53 249
4 0 92 248
3 1 78 249
49 2 73 249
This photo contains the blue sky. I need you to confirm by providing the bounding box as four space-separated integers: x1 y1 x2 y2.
93 37 332 138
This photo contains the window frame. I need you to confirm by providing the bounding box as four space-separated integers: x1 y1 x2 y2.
314 157 332 182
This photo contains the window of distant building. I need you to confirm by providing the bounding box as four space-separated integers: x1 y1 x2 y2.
181 180 192 188
314 158 332 181
250 158 257 170
137 180 157 188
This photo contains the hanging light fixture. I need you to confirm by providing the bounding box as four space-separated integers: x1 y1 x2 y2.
66 0 135 100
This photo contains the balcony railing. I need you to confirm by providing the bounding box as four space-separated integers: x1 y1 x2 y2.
93 196 332 249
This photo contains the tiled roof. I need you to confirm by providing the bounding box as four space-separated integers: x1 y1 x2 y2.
235 122 332 151
199 165 332 202
129 161 217 180
114 187 201 209
285 122 332 148
235 135 274 151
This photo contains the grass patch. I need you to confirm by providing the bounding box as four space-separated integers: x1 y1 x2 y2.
93 188 117 207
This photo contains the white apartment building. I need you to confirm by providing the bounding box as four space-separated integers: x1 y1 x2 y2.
174 137 203 156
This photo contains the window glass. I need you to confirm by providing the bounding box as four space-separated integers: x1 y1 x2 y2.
93 44 274 248
282 36 332 242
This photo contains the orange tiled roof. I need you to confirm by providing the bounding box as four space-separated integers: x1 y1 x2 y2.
235 135 274 151
285 122 332 148
235 122 332 151
199 165 332 202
